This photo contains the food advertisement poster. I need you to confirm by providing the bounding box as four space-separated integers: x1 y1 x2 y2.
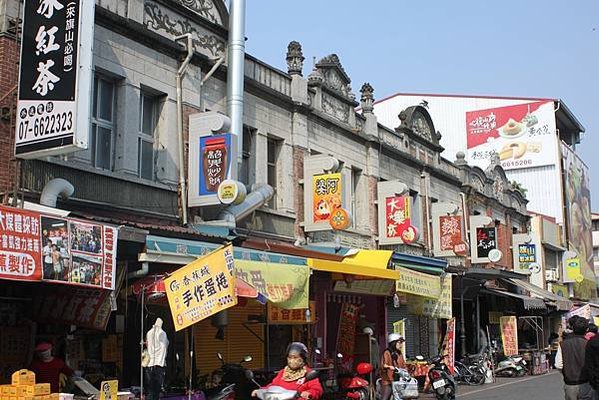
500 316 518 356
443 318 456 374
312 173 342 224
0 205 117 289
165 245 237 331
385 196 418 243
562 143 596 299
198 133 233 195
439 215 462 251
475 227 497 259
466 100 557 170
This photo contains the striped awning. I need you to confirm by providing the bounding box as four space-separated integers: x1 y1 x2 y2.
482 288 547 310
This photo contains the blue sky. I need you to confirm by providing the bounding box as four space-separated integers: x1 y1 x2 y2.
245 0 599 209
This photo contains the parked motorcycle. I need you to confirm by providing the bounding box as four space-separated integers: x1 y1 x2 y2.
427 354 456 400
210 352 255 399
494 356 526 377
375 367 419 400
251 370 321 400
337 361 373 400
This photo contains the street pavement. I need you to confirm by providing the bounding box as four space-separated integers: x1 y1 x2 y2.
420 370 565 399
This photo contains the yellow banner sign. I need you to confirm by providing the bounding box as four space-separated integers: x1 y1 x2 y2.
407 273 452 319
268 301 316 324
395 266 441 298
393 319 406 356
488 311 503 324
99 381 118 400
500 316 518 356
565 258 581 282
312 173 342 223
165 244 237 331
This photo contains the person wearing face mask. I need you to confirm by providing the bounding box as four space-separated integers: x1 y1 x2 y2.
252 342 323 399
29 342 74 393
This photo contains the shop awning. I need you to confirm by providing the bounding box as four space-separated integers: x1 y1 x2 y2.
139 235 308 265
482 288 547 311
392 252 448 276
308 250 399 280
505 278 573 311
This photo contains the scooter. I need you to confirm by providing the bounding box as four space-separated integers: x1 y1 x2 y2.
337 361 373 400
210 352 255 399
494 356 526 377
375 367 419 400
251 370 321 400
427 354 457 400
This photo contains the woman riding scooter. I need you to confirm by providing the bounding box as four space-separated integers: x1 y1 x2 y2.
252 342 323 399
379 333 406 400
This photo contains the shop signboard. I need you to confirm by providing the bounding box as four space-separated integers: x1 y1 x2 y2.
439 215 462 251
395 266 441 298
500 316 518 356
336 303 360 365
518 244 537 270
0 205 118 289
551 283 569 298
475 227 497 259
466 100 557 170
267 301 315 325
564 257 581 283
407 273 452 319
198 134 233 196
384 196 418 243
165 244 237 331
488 311 503 324
392 319 406 357
15 0 94 157
234 259 310 309
99 381 118 400
562 143 596 299
443 318 456 374
312 172 342 224
333 279 395 296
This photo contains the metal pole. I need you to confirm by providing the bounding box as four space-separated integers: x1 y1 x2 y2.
460 277 468 358
140 287 145 399
476 295 480 351
227 0 246 172
188 327 193 400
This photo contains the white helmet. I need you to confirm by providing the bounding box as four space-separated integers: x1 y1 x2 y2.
363 327 374 335
388 333 404 343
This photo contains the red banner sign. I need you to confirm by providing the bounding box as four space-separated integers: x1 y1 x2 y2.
385 196 418 243
336 303 360 366
439 216 462 251
443 318 456 374
0 205 118 289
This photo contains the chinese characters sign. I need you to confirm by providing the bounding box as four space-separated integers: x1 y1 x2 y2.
336 303 359 362
407 273 452 319
475 227 497 259
439 216 462 251
267 302 315 325
234 259 309 309
466 101 557 171
385 196 418 243
198 134 233 195
165 244 237 331
16 0 93 157
392 320 406 357
518 244 537 270
312 173 342 224
443 318 456 374
395 266 441 299
500 316 518 356
0 205 118 289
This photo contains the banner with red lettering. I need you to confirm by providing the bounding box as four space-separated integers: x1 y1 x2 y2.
443 318 456 374
0 205 118 289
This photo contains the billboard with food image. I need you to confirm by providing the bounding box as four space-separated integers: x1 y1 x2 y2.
466 100 557 170
562 143 595 299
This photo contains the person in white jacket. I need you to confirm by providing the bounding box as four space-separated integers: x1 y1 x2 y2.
145 318 169 400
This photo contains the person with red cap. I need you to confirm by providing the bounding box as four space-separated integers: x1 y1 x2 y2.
29 342 74 393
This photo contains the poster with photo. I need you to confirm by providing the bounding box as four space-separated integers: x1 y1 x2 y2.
40 216 70 281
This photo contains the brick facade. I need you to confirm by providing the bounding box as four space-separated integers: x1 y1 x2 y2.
0 35 18 195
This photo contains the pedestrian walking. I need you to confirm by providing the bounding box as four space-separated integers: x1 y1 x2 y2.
556 316 593 400
585 330 599 400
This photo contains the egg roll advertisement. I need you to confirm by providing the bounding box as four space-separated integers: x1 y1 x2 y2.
466 100 557 170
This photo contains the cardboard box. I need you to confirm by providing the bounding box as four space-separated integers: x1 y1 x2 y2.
12 371 35 386
32 386 50 397
1 386 17 396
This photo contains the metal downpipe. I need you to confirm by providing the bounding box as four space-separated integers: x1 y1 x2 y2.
227 0 246 168
40 178 74 207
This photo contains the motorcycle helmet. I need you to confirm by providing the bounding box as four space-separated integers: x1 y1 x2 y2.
387 333 405 344
286 342 308 361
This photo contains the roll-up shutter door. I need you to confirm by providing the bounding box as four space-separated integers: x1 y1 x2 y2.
194 300 265 376
386 301 440 359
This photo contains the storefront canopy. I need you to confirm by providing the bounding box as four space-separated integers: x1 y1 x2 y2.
392 252 448 276
505 278 573 311
308 250 399 280
482 288 547 311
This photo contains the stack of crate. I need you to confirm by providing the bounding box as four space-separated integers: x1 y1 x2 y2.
1 370 58 400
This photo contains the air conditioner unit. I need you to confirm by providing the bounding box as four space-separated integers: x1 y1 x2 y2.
545 269 558 282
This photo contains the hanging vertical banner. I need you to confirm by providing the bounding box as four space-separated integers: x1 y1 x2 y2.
393 319 406 357
475 227 497 259
15 0 94 157
500 316 518 356
312 173 342 224
336 302 360 364
439 215 462 251
442 318 456 374
165 244 237 331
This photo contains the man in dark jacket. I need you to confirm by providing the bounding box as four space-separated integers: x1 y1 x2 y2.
585 330 599 400
557 317 593 400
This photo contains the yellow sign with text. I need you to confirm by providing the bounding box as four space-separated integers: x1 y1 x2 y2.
312 173 342 223
165 244 237 331
407 273 452 319
268 302 316 324
99 380 118 400
393 319 406 356
395 266 441 298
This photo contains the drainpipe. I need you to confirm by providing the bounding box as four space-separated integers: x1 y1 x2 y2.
175 33 194 225
227 0 246 169
217 183 273 228
199 54 226 111
40 178 74 207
